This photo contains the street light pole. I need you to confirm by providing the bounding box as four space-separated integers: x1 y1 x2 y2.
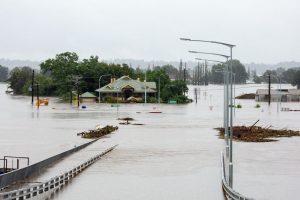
193 52 231 161
183 37 235 187
144 71 147 104
98 74 110 104
195 57 230 160
229 46 234 187
233 73 236 117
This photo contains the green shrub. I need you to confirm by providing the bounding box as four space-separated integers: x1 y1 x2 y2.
104 96 117 103
171 95 191 104
147 97 157 103
255 104 261 108
236 104 242 108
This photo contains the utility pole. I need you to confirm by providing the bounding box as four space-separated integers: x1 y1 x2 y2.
144 71 147 104
204 60 208 86
184 63 186 84
192 67 196 85
196 62 201 85
268 74 271 105
184 63 186 96
31 70 34 105
194 87 197 104
199 63 202 85
158 76 161 104
179 59 183 80
76 82 80 108
70 86 73 104
36 83 39 109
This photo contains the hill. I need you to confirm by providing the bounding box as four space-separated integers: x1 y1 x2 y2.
0 58 40 69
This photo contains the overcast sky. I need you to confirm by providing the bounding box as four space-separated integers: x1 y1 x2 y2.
0 0 299 64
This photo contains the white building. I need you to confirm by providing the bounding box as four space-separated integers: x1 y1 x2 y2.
255 89 300 102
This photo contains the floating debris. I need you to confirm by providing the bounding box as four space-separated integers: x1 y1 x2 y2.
77 125 118 139
132 123 145 126
119 121 130 125
118 117 134 125
215 125 300 142
118 117 134 121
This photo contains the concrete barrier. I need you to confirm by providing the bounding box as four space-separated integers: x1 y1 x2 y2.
0 139 99 190
0 145 117 200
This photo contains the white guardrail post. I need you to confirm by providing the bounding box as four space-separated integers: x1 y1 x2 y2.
0 145 118 200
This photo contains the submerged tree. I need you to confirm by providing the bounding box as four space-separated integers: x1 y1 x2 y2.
0 65 9 82
8 67 32 94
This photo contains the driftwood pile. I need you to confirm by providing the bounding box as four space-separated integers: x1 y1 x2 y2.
215 126 300 142
77 125 118 139
235 93 255 99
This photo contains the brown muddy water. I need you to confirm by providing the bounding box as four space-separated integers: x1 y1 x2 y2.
0 83 300 199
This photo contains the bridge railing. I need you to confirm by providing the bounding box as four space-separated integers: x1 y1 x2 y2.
221 151 254 200
0 145 118 200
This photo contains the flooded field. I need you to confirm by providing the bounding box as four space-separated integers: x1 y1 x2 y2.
1 82 300 199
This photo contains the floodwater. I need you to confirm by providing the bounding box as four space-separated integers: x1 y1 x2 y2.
0 82 300 199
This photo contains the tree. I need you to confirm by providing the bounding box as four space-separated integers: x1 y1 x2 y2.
263 70 278 83
40 52 79 95
231 60 248 84
282 68 297 83
0 65 9 82
161 80 189 103
253 75 263 84
145 67 170 101
209 59 247 84
161 65 179 80
292 70 300 89
8 67 32 94
210 64 224 84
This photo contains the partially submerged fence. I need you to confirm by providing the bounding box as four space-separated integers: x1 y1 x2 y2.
0 139 99 189
221 152 253 200
0 145 117 200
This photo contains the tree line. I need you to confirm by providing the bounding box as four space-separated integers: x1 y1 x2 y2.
190 59 248 84
251 67 300 88
7 52 189 103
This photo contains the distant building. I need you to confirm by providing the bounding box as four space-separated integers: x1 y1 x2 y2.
255 89 300 102
95 76 156 102
80 92 97 103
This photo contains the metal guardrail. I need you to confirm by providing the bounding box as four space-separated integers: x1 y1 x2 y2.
0 145 118 200
221 151 253 200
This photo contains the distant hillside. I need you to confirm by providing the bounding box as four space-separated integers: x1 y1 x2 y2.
0 58 40 69
245 61 300 74
1 58 299 74
110 59 300 73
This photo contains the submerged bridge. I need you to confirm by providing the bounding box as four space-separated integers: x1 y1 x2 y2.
0 139 118 200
